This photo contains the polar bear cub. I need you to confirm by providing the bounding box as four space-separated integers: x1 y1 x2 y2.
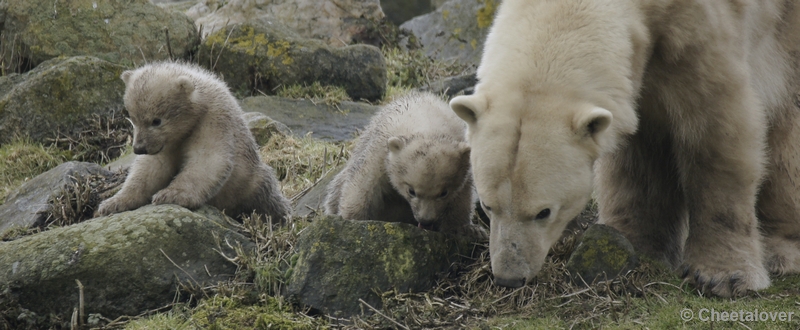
325 92 485 239
96 61 291 221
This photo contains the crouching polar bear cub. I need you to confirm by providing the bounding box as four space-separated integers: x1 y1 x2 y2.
450 0 800 296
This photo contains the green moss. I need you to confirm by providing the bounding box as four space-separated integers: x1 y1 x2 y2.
580 236 628 270
477 0 498 29
276 81 351 106
0 139 70 202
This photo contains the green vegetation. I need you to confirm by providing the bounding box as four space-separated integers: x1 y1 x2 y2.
0 139 70 203
382 46 467 102
276 82 352 106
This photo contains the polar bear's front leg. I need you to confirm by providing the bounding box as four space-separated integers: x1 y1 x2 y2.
152 144 234 210
96 155 178 216
674 86 770 297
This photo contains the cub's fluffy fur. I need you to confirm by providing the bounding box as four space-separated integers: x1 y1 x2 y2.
326 92 485 239
96 62 291 221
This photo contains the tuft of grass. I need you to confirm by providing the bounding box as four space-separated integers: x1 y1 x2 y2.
0 139 71 203
260 134 351 199
382 47 467 103
275 82 352 107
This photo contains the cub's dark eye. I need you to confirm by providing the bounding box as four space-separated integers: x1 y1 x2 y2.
535 208 551 220
481 201 492 212
151 118 162 127
439 190 448 198
408 188 416 197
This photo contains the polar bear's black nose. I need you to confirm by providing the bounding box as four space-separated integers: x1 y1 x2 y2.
133 146 147 155
494 276 526 288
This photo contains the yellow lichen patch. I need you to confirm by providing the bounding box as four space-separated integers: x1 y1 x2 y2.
384 222 399 237
266 40 293 65
442 10 450 20
477 0 498 29
470 39 478 50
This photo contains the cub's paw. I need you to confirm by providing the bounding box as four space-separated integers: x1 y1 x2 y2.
95 196 136 217
152 188 204 210
679 262 770 297
764 235 800 275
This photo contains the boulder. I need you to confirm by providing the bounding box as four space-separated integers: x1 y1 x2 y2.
566 224 638 284
0 205 253 324
243 112 291 146
381 0 434 26
199 22 386 101
292 166 343 217
286 215 476 318
400 0 499 68
0 56 126 145
1 0 198 70
0 162 112 235
190 0 384 47
240 95 380 141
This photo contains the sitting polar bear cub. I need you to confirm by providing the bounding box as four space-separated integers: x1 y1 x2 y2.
451 0 800 296
326 92 486 239
96 62 291 221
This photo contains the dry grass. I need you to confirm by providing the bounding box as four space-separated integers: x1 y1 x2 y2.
260 133 352 199
275 82 352 107
382 47 468 103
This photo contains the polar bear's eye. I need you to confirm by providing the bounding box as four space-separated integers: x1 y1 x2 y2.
151 118 162 127
535 208 551 220
439 190 448 198
408 188 416 197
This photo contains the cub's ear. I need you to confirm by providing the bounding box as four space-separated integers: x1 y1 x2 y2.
176 76 195 96
387 136 407 153
120 70 133 84
573 107 613 143
450 94 487 125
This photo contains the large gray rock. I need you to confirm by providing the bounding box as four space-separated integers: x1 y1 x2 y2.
286 215 475 318
381 0 434 25
243 112 291 146
190 0 384 47
0 162 112 235
292 166 343 217
420 71 477 98
240 95 380 141
400 0 499 68
566 224 639 284
1 0 198 70
0 205 253 323
199 22 386 101
0 56 126 145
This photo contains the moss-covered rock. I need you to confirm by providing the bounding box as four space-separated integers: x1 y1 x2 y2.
381 0 435 25
0 205 253 325
400 0 499 67
0 161 112 235
191 0 384 47
566 224 638 284
1 0 198 70
286 215 475 318
0 56 126 145
240 95 380 141
243 112 291 146
199 22 386 101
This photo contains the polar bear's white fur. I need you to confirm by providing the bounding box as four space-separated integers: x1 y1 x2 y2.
450 0 800 296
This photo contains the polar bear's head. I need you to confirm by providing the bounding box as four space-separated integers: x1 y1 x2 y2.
450 91 613 287
385 135 471 230
121 68 205 156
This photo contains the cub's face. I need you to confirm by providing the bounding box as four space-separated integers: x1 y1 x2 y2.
385 136 471 230
120 70 200 155
450 91 612 287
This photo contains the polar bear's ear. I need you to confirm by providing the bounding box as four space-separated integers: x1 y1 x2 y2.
450 94 487 125
388 136 407 153
120 70 133 84
573 107 613 142
176 76 195 97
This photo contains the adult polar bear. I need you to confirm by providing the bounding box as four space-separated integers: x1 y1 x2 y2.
451 0 800 297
